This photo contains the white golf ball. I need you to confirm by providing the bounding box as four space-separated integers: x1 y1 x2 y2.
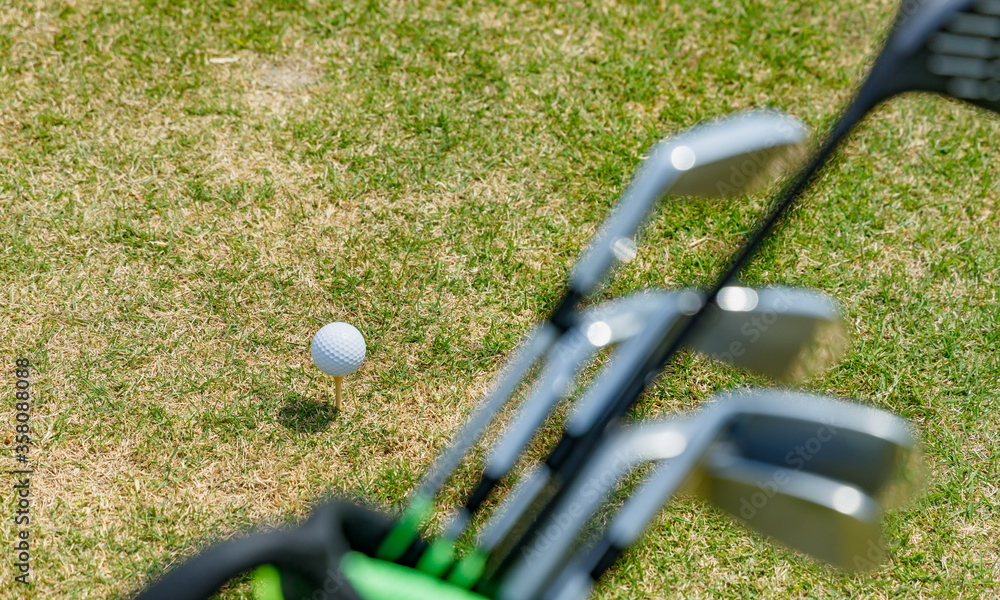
311 322 366 377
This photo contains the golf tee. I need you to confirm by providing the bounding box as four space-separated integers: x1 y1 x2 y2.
335 376 344 410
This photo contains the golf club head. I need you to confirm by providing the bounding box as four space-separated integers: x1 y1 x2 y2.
520 390 922 600
867 0 1000 112
694 449 884 572
570 111 807 295
689 286 848 382
695 390 921 505
662 112 807 198
576 286 846 384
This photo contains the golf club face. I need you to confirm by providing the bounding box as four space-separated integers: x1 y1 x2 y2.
694 450 883 572
690 286 848 382
570 110 807 295
706 389 921 504
661 111 807 197
869 0 1000 112
718 411 917 503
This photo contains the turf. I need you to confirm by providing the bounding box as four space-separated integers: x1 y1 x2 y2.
1 0 998 598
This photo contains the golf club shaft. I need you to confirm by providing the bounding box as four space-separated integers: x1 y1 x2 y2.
379 127 690 561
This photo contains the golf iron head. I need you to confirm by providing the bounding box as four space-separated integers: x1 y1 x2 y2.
692 448 883 572
496 389 920 600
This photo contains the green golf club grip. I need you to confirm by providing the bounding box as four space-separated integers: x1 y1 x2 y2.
342 552 490 600
251 552 491 600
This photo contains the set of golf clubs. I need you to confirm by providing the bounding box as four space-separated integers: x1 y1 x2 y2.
133 1 1000 598
379 111 916 599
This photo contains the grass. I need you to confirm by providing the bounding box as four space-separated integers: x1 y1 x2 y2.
1 0 998 598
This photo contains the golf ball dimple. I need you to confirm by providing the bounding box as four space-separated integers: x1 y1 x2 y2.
311 322 366 377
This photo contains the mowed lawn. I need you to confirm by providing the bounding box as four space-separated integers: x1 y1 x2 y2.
1 0 998 598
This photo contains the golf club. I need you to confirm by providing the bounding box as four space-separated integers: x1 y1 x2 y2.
496 389 918 599
378 110 809 565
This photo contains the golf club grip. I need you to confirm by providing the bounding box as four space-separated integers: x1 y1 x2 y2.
133 528 311 600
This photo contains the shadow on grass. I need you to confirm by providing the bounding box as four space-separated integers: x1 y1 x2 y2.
278 395 338 433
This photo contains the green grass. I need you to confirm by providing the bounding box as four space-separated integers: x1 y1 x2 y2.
1 0 998 598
